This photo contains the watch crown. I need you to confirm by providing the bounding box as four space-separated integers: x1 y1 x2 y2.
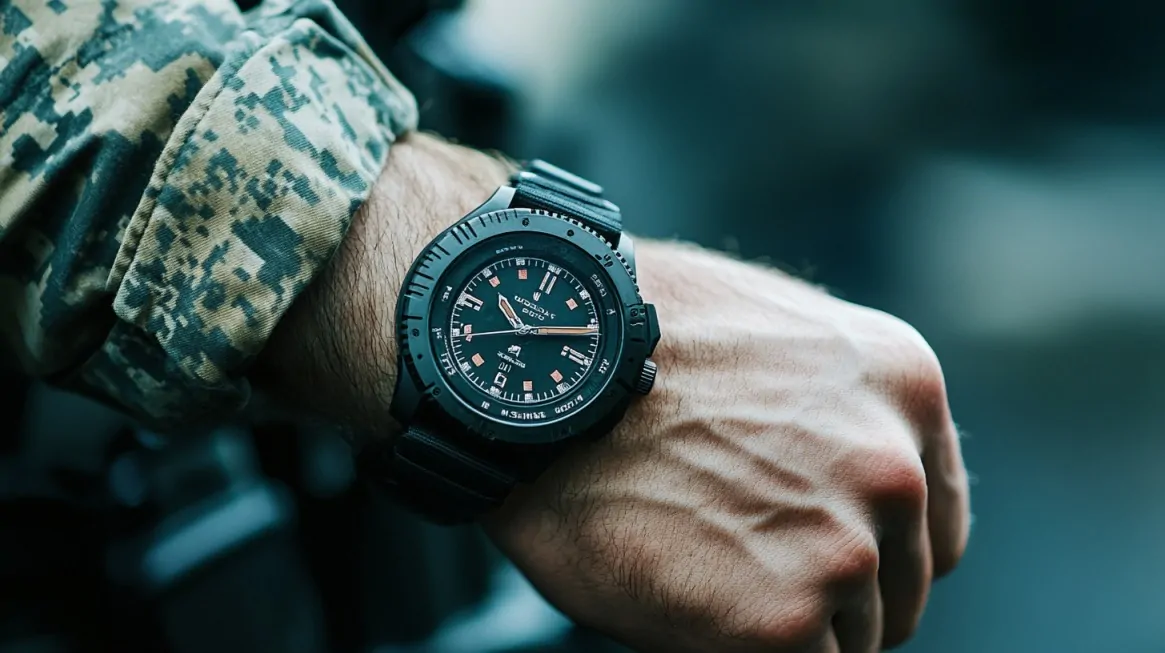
634 359 658 395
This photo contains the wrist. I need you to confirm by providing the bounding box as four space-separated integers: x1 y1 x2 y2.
256 132 512 434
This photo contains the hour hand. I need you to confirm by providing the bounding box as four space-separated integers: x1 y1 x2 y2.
498 294 524 329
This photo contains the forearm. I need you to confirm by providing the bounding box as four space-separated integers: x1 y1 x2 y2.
258 133 513 434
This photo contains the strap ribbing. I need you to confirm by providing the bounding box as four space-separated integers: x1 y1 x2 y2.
511 160 623 245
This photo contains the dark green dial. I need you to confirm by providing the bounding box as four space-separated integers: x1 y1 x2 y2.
448 256 601 406
427 230 626 429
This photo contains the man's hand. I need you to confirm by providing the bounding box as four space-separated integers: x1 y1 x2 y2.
483 242 970 652
260 134 970 652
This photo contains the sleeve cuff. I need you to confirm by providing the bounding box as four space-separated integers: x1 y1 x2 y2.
69 8 417 428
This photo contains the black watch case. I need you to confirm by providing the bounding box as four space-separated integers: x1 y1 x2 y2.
390 187 659 447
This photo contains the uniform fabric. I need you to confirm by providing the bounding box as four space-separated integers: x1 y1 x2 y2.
0 0 418 426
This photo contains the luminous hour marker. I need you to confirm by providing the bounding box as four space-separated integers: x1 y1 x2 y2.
523 380 533 392
550 369 563 383
463 324 472 334
518 269 528 280
566 298 578 310
538 271 557 295
472 353 485 367
562 346 589 366
489 277 501 287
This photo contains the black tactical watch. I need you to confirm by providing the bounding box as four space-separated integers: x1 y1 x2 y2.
358 161 661 523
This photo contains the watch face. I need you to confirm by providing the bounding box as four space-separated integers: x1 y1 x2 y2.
428 232 624 427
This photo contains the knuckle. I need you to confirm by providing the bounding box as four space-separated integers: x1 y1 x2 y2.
861 444 929 511
891 320 950 418
749 597 832 648
838 439 928 514
825 525 881 587
867 311 949 412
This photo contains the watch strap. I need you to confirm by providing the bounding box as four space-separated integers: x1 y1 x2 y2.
511 160 623 244
358 425 516 525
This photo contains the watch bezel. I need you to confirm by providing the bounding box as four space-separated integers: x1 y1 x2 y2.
393 208 653 445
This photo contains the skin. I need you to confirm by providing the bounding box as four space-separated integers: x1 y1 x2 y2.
260 133 971 652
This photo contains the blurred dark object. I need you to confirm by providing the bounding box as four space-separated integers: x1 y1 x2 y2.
102 428 325 653
335 0 461 54
963 0 1165 125
386 10 518 151
342 0 518 151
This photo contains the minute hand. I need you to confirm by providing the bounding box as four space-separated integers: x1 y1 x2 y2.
530 325 599 336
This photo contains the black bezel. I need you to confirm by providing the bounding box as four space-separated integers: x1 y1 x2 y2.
393 209 652 445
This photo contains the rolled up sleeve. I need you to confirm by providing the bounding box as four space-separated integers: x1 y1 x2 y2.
0 0 417 427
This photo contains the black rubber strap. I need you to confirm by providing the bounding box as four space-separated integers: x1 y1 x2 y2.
358 426 517 525
511 160 623 244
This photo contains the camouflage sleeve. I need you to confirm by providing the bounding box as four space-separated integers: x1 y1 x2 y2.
0 0 417 427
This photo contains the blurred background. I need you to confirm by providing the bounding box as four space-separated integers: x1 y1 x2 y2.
4 0 1164 652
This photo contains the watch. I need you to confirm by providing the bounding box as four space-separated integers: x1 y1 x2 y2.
357 160 661 523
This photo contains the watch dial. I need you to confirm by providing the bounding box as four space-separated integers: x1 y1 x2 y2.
449 257 599 404
429 234 623 427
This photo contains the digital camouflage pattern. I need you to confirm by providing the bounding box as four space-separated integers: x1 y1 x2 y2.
0 0 417 426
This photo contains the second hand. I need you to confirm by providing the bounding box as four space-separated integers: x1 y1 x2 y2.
452 325 599 339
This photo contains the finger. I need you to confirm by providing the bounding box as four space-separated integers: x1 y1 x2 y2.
877 502 932 648
831 579 883 653
924 420 971 577
817 629 842 653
